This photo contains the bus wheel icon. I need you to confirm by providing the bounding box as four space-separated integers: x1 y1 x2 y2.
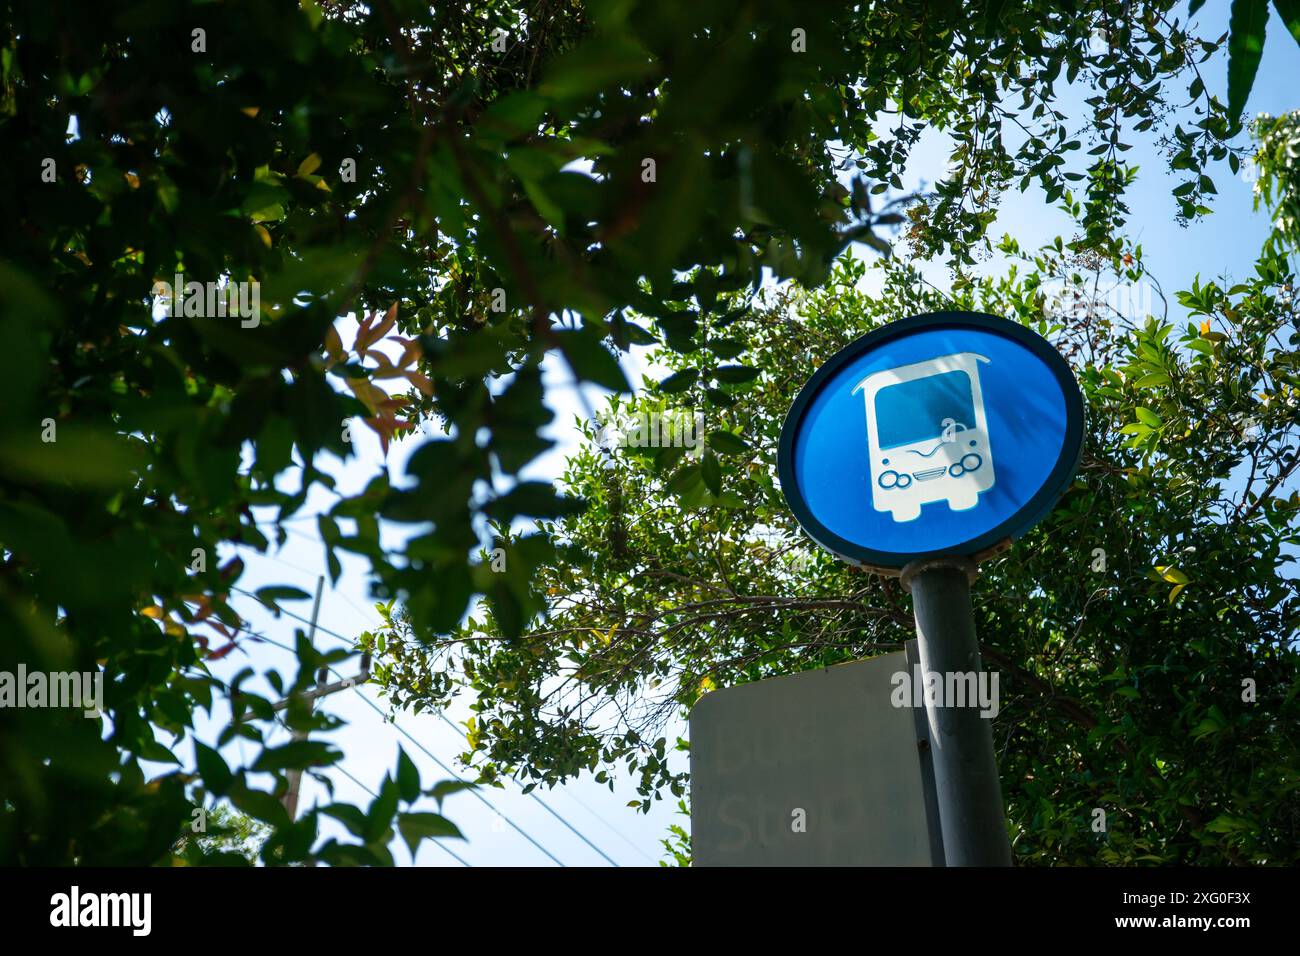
852 352 996 523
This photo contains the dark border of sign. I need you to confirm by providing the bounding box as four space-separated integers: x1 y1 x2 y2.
777 310 1085 569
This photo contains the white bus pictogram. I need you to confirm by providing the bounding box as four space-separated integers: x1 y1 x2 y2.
852 352 995 523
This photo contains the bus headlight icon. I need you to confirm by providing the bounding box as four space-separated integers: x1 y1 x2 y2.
877 470 914 489
852 352 995 523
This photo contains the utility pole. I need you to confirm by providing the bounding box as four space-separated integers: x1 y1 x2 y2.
272 575 371 820
901 555 1012 866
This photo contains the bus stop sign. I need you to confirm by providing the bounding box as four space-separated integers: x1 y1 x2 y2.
778 311 1084 568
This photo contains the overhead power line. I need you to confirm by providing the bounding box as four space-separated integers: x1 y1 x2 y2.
329 759 471 868
230 535 378 625
557 788 659 866
226 590 570 866
434 711 619 867
238 579 651 863
192 658 470 867
231 584 624 865
346 685 569 867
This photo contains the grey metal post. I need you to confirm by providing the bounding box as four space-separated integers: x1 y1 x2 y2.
901 556 1012 866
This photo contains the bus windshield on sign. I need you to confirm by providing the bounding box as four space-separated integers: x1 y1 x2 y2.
873 370 976 449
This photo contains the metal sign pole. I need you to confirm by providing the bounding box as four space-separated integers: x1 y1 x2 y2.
902 556 1012 866
776 310 1086 867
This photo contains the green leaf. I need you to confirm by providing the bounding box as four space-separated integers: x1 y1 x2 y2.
555 329 630 393
1273 0 1300 46
1158 566 1190 584
425 779 477 807
1134 371 1171 388
484 482 585 521
666 462 703 497
252 740 341 772
229 781 291 830
0 428 141 488
1205 814 1255 834
478 91 547 139
137 735 180 764
397 746 421 803
704 387 736 408
194 741 233 796
1191 717 1223 738
1135 407 1163 428
255 586 313 611
365 777 401 843
707 338 747 360
705 430 751 455
701 451 722 495
398 812 464 857
1227 0 1269 122
319 803 369 838
521 177 566 231
713 365 761 385
658 368 699 394
316 843 387 867
610 315 658 348
538 35 654 99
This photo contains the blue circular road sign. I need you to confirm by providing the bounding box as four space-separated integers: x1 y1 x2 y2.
778 311 1084 569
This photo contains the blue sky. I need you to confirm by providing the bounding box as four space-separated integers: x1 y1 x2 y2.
178 0 1300 866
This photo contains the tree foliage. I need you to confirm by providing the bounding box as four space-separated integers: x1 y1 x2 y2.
375 149 1300 863
0 0 1293 864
